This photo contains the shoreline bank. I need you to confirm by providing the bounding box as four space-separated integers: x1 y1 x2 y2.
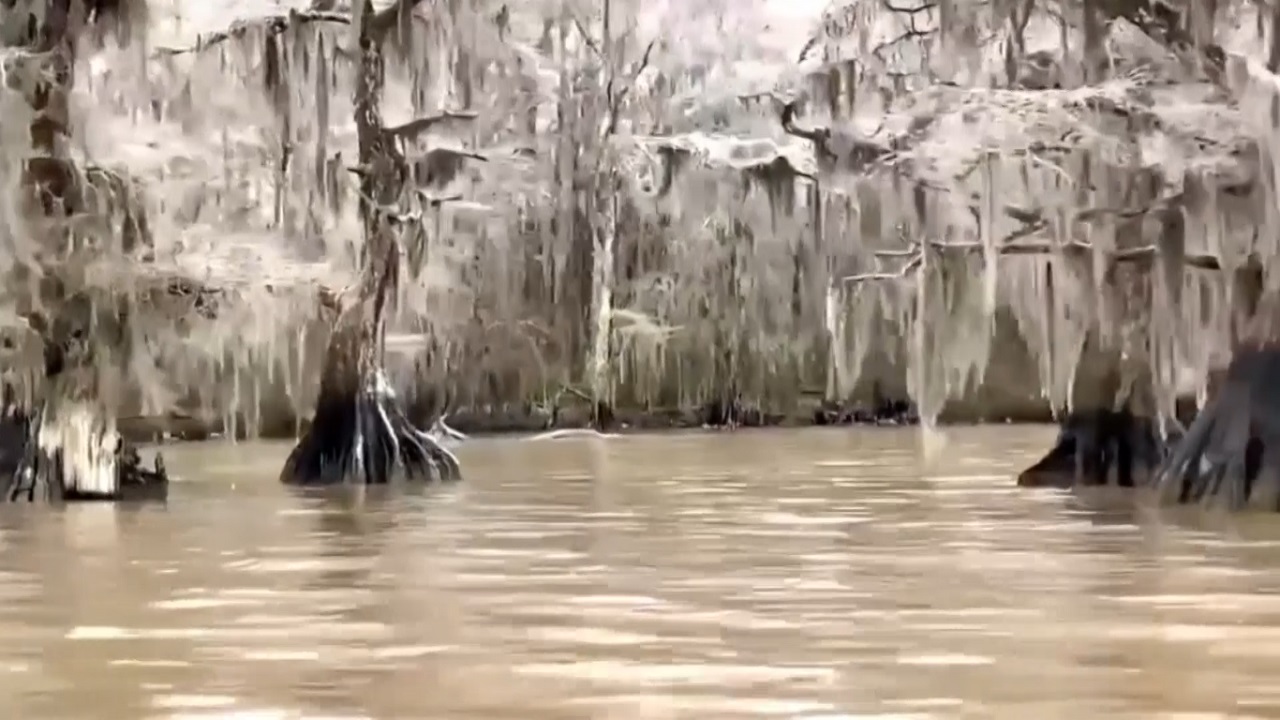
117 397 1069 445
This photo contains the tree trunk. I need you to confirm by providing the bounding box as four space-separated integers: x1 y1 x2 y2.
0 0 165 502
1016 407 1180 489
279 0 462 486
1155 309 1280 510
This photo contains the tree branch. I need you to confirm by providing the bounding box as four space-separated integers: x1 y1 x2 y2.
570 16 603 58
413 191 464 207
604 38 657 136
844 238 1224 286
155 0 428 56
368 0 429 43
155 11 350 55
383 111 479 141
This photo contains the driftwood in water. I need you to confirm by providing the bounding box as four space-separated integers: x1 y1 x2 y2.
1017 408 1178 489
1154 345 1280 510
280 0 463 486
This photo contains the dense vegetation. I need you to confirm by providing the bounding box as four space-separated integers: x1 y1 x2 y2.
0 0 1274 448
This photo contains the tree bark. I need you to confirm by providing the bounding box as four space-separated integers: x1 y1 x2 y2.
0 0 165 502
1154 344 1280 510
279 0 462 485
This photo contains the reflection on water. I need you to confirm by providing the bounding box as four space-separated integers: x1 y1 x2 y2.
3 426 1280 717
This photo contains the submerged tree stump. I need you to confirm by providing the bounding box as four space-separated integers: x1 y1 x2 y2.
0 407 167 502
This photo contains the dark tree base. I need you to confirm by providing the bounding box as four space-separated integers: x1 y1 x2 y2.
0 406 168 503
699 396 764 428
1155 346 1280 510
280 369 461 486
811 398 919 427
812 381 920 427
1018 408 1178 489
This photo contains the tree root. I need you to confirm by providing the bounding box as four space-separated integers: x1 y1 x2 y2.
280 368 461 486
1154 346 1280 510
1020 345 1280 513
1017 408 1177 489
279 240 461 486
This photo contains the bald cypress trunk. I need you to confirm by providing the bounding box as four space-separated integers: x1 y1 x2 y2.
0 0 166 502
279 0 462 485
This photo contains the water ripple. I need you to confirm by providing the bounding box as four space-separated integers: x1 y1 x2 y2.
0 428 1276 717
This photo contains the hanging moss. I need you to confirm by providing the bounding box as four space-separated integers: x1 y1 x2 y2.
743 156 815 226
654 144 690 197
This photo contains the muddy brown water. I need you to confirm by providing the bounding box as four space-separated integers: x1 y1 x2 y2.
3 426 1280 718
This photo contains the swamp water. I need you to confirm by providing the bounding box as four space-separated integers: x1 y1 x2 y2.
0 427 1276 717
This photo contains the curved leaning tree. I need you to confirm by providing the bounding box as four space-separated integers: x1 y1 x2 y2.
775 0 1280 507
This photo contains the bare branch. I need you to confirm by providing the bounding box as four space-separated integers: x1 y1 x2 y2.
1112 246 1222 270
780 100 828 144
414 191 464 207
632 39 658 78
155 11 349 55
797 35 820 64
604 38 658 136
571 16 603 58
154 0 426 56
871 0 937 63
383 111 479 141
843 253 923 283
846 238 1225 286
882 1 938 14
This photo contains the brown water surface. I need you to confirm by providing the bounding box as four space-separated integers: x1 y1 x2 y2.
3 426 1280 718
